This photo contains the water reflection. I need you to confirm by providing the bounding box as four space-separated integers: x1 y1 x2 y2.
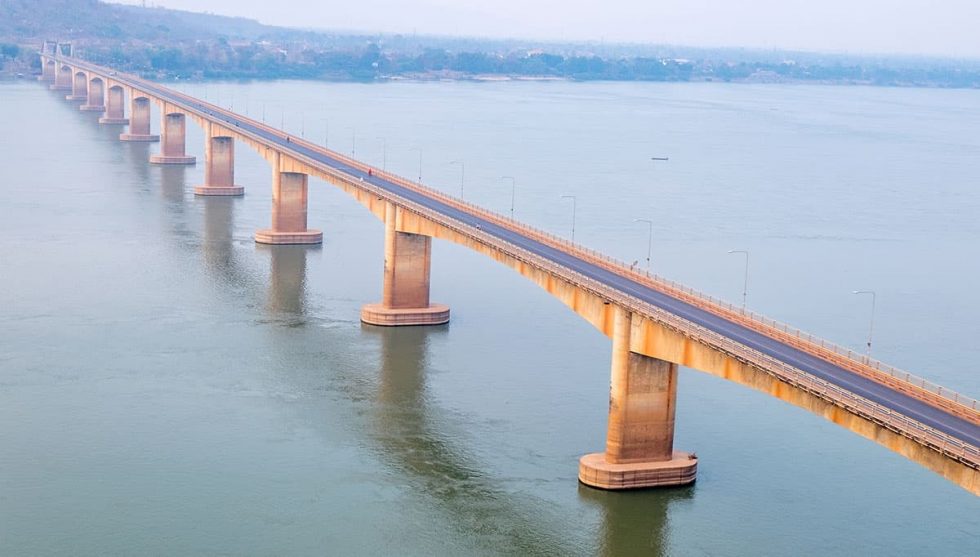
264 246 309 317
368 325 576 554
578 483 692 557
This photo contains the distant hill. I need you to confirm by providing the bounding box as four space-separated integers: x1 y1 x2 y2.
0 0 277 43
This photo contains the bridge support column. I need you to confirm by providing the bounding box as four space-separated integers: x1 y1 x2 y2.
39 60 55 82
80 78 105 112
149 113 195 164
65 72 86 101
195 135 244 196
99 86 128 125
50 66 71 91
361 202 450 326
120 97 159 142
254 165 322 244
579 307 697 490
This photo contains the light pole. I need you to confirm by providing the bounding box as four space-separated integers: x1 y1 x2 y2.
501 176 516 219
728 249 749 311
301 111 305 138
852 290 876 359
634 218 653 271
410 147 422 183
377 136 387 171
561 195 577 242
449 159 465 198
349 127 356 156
324 119 328 148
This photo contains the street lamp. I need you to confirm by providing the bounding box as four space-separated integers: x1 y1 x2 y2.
852 290 876 359
449 159 465 198
501 176 516 219
634 218 653 271
376 136 387 171
410 147 422 183
561 195 577 242
728 249 749 311
349 127 356 156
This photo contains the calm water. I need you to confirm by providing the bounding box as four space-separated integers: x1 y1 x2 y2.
1 77 978 555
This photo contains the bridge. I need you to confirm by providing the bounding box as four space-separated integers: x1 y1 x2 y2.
36 42 980 495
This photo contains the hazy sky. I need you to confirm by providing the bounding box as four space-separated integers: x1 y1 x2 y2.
111 1 980 58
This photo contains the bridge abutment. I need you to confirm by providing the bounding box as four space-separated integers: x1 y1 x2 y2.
80 77 106 112
579 307 697 490
361 202 450 326
254 162 322 244
149 113 196 164
120 97 159 142
99 86 129 125
195 135 244 196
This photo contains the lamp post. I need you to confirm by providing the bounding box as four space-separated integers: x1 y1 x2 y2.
449 159 465 198
377 136 387 171
349 127 356 156
634 218 653 271
728 249 749 311
561 195 577 242
324 119 328 148
852 290 876 359
501 176 516 219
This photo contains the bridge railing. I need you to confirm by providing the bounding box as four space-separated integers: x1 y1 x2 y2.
61 54 978 423
338 172 980 469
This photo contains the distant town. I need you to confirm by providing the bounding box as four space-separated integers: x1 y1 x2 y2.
3 0 980 87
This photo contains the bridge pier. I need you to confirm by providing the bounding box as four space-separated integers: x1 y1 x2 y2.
361 202 450 326
65 71 86 101
195 134 244 196
99 86 129 125
50 65 71 91
120 97 159 142
149 113 195 164
80 77 105 112
39 59 55 82
254 161 322 244
579 307 697 490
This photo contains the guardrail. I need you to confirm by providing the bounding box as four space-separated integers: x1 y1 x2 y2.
56 55 980 459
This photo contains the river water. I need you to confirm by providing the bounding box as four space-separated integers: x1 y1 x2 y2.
1 77 978 555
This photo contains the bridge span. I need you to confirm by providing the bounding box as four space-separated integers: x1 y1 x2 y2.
37 44 980 495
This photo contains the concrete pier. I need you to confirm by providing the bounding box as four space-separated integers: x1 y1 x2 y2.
39 59 55 82
99 86 129 125
119 97 159 142
254 164 322 244
579 307 697 490
65 71 86 101
80 77 106 112
195 135 244 196
50 65 71 91
149 112 195 164
361 202 450 326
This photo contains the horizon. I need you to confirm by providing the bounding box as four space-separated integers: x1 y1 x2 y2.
105 0 980 60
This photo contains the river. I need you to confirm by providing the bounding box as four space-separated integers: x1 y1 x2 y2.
1 77 978 555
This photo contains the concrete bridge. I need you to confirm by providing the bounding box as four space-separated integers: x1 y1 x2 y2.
36 44 980 495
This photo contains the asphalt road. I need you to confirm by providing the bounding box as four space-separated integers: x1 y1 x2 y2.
71 60 980 451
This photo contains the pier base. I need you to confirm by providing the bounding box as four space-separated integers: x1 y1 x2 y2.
80 104 105 112
360 303 450 326
99 117 129 125
150 154 196 165
65 94 86 101
194 185 244 196
254 229 323 245
119 133 159 142
579 452 697 490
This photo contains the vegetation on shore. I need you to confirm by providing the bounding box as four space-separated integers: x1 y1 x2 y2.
3 0 979 87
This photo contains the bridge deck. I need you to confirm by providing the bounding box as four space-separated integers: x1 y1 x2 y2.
57 56 980 470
